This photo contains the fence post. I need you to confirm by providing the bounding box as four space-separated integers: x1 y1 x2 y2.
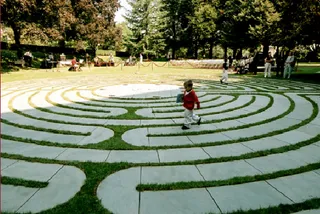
138 62 140 71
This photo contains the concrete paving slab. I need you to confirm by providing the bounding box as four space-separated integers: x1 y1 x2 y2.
246 153 307 173
267 171 320 202
107 150 159 163
285 145 320 164
140 189 220 214
77 127 114 145
56 148 110 162
158 147 211 163
2 161 61 181
314 169 320 176
242 137 290 151
188 132 232 144
18 166 86 213
122 128 149 146
1 185 38 212
149 136 193 146
292 209 320 214
97 167 140 214
142 165 204 184
1 140 65 159
197 160 261 181
296 124 320 137
203 143 253 158
1 158 19 170
273 130 314 145
208 181 293 213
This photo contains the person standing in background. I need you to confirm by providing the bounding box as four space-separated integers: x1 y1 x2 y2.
283 51 295 79
264 52 273 78
140 53 143 64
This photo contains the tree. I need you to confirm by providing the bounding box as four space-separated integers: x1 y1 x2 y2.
125 0 166 58
188 0 217 58
1 0 37 56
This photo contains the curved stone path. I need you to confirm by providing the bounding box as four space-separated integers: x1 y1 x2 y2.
1 79 320 214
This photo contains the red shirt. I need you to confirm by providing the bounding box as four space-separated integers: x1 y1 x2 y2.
183 90 200 110
71 59 77 66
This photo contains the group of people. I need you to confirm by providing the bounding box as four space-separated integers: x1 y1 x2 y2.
219 51 296 84
264 51 295 79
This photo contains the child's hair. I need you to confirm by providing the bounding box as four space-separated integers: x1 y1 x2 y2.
184 80 193 88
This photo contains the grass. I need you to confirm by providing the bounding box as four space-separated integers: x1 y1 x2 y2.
2 65 320 214
137 162 320 191
1 176 48 188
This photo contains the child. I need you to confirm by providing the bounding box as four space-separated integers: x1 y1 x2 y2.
220 58 228 84
181 80 201 130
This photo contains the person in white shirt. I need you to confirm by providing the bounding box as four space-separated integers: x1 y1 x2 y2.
220 58 229 84
283 51 295 79
140 53 143 64
264 52 273 78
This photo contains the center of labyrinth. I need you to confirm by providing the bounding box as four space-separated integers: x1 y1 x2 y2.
1 80 320 214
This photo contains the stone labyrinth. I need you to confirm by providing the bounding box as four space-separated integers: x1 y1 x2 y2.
1 78 320 214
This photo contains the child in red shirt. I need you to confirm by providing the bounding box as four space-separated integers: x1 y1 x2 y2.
182 80 201 130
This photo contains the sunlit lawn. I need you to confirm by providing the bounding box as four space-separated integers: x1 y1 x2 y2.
1 62 319 84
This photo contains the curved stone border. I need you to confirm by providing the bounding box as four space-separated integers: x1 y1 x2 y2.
1 158 86 213
97 145 320 214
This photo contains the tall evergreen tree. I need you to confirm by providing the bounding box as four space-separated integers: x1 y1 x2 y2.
125 0 166 58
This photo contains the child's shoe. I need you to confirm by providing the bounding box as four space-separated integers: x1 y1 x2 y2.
181 125 190 130
197 117 201 125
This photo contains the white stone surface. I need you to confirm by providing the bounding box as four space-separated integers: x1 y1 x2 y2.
1 158 18 170
158 147 211 162
56 148 110 162
267 171 320 202
292 209 320 214
140 189 220 214
197 160 261 180
107 150 159 163
1 159 86 213
97 167 140 214
142 165 204 184
207 181 293 213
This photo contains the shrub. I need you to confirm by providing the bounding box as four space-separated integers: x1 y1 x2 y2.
1 50 18 62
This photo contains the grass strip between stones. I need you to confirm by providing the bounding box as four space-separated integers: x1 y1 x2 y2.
152 95 227 113
76 91 206 108
28 91 114 119
45 90 111 113
2 133 320 167
1 176 49 188
1 119 90 136
3 94 317 151
136 162 320 191
90 87 207 102
214 198 320 214
149 93 297 137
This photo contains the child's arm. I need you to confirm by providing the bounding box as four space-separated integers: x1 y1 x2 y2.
193 91 200 109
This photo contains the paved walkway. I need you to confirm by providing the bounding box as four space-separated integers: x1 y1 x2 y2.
1 79 320 213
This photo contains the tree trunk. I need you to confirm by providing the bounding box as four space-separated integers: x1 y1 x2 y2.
233 49 237 59
194 42 198 59
171 23 176 59
12 23 22 58
223 46 227 59
209 40 213 59
59 40 66 52
263 41 270 58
